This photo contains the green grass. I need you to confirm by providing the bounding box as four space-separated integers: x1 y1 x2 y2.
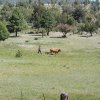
0 33 100 100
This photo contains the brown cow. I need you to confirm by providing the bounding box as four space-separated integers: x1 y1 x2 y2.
50 48 61 54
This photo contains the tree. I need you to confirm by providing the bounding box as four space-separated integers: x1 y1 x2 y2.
84 13 93 23
56 24 72 38
1 3 14 21
32 4 56 36
38 0 43 5
29 0 32 4
0 21 9 41
32 4 46 30
0 0 3 5
50 0 57 5
60 13 68 24
62 5 74 15
49 8 61 24
96 0 100 11
84 22 98 36
59 12 75 25
40 10 56 36
77 21 98 36
74 0 81 6
77 22 85 35
91 0 100 12
72 5 85 22
16 1 28 8
8 9 27 37
16 6 33 23
67 15 75 25
95 12 100 28
84 0 90 5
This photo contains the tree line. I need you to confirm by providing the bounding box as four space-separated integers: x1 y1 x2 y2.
0 0 100 40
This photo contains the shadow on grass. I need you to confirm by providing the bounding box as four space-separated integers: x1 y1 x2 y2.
50 36 66 38
9 36 20 38
31 34 42 36
79 35 92 38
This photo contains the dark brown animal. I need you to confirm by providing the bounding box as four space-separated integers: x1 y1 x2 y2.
50 48 61 54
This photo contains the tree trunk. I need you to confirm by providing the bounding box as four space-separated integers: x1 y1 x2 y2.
15 30 18 37
80 31 83 35
62 33 67 38
47 28 50 36
72 30 75 35
37 27 39 34
42 31 44 38
90 32 93 36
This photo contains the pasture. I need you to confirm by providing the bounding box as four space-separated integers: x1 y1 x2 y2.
0 32 100 100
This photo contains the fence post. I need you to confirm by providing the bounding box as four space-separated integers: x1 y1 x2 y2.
60 93 68 100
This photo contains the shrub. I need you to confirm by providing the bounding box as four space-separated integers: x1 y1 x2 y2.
15 50 22 58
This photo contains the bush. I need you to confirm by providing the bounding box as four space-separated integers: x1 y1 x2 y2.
15 50 22 58
0 21 9 41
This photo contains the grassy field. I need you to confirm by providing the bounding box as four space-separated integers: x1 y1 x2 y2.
0 32 100 100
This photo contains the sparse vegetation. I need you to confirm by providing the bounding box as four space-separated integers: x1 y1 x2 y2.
15 50 22 58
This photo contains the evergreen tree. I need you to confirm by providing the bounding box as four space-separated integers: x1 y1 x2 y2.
0 21 9 41
32 4 46 29
40 10 56 36
9 9 27 37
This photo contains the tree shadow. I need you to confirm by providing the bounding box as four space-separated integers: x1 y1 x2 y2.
26 32 35 34
30 34 42 36
9 36 20 38
79 35 91 38
50 36 66 38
